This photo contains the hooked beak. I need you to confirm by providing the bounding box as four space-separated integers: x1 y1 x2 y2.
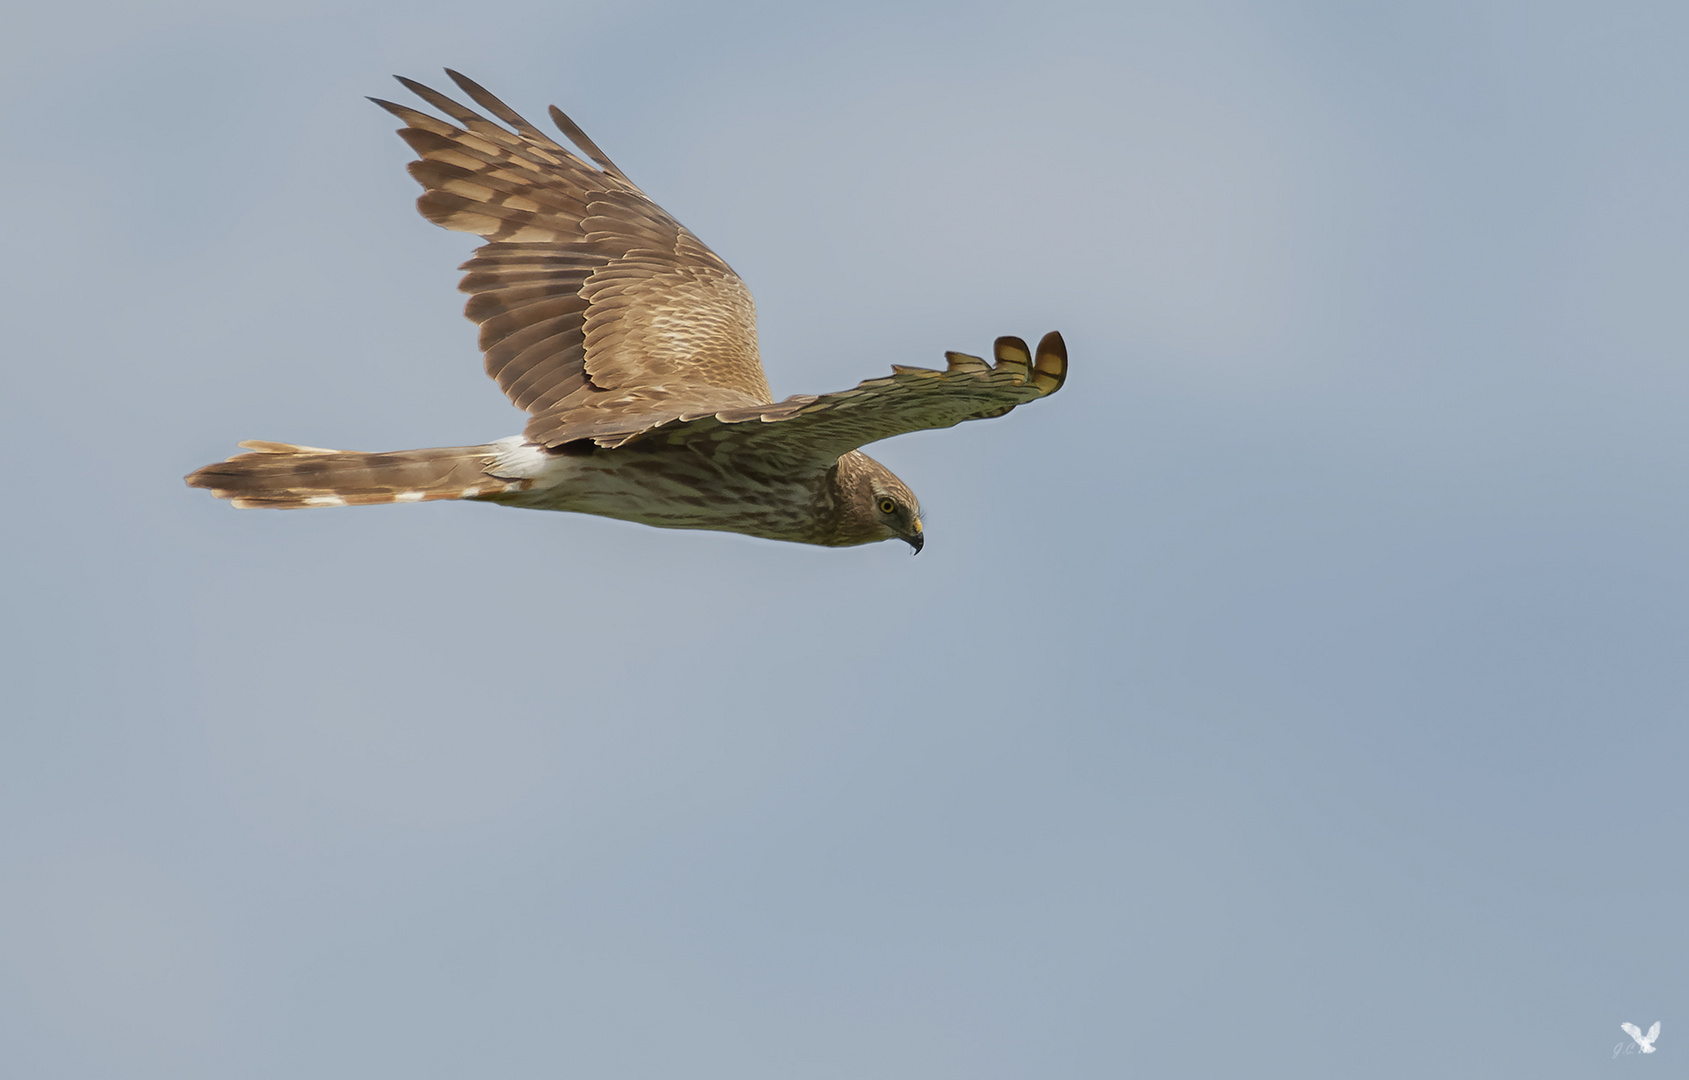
904 521 924 555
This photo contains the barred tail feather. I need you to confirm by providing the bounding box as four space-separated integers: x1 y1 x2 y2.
185 441 525 509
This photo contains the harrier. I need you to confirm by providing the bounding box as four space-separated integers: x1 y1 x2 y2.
186 71 1067 552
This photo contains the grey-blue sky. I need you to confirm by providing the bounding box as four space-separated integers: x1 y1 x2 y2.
2 2 1685 1077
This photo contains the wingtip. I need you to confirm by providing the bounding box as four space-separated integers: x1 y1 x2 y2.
993 336 1031 379
944 350 990 373
443 68 487 99
1032 330 1067 395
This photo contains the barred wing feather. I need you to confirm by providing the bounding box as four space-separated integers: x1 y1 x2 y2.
371 71 771 448
624 333 1068 466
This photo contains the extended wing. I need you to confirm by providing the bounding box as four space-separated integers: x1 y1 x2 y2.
609 333 1067 467
371 71 772 447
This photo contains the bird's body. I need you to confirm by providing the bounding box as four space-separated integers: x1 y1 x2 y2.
186 71 1066 551
496 445 914 547
195 436 913 548
1621 1022 1660 1053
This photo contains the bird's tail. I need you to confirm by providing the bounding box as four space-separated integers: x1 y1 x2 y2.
185 440 530 509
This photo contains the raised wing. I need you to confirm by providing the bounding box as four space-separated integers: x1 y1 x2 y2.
371 71 772 447
1647 1022 1661 1043
617 333 1067 466
1622 1023 1644 1043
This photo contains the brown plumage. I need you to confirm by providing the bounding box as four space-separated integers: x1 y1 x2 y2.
186 442 530 508
185 71 1068 551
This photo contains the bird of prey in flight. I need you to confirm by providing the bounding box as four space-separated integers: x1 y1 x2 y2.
186 71 1067 552
1621 1022 1660 1053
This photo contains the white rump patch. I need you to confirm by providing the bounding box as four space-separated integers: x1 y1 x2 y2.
486 436 554 481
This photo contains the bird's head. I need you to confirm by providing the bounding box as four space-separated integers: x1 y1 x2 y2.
829 451 924 553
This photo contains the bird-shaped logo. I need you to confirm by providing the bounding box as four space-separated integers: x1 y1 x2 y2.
1621 1021 1661 1053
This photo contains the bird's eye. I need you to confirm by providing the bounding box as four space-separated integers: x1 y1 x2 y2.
878 498 897 514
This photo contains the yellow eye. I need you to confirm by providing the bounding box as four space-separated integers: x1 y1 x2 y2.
878 498 897 514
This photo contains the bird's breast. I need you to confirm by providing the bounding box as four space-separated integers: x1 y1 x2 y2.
490 442 835 543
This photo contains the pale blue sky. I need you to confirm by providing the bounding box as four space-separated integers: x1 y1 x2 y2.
2 2 1686 1077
